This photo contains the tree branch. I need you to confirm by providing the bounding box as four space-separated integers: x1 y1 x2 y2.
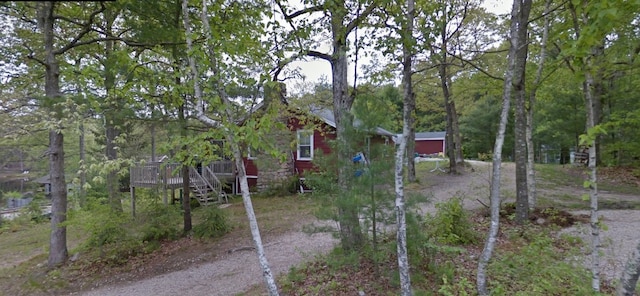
54 3 106 55
280 2 324 20
346 2 378 34
307 50 332 61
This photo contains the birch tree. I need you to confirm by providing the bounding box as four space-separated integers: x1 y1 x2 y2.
181 0 279 294
476 0 526 293
566 1 609 290
394 0 414 293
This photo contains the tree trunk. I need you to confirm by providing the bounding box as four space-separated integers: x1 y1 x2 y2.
396 0 414 294
330 8 364 251
79 121 87 208
440 64 457 174
40 1 68 267
437 4 464 174
617 240 640 296
179 103 191 233
173 0 189 230
585 72 601 292
231 142 279 295
450 99 464 167
477 0 523 293
513 0 532 225
406 121 416 182
104 12 123 213
438 4 457 175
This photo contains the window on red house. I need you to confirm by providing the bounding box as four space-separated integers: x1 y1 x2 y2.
297 130 313 160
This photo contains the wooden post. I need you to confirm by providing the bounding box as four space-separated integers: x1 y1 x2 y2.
130 186 136 218
163 186 168 205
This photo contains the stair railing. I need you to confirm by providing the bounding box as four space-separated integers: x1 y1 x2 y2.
203 166 227 203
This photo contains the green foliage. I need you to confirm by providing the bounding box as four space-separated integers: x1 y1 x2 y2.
304 123 396 251
22 195 45 223
424 197 477 245
193 206 232 239
438 276 475 296
76 202 129 250
459 95 514 159
353 84 402 133
3 191 22 199
488 230 597 295
139 204 181 242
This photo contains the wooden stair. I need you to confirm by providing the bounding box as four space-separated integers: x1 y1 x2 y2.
189 167 228 206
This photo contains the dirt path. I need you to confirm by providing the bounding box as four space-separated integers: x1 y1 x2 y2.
79 161 639 295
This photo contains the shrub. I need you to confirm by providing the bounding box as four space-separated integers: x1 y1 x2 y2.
193 206 231 239
79 204 129 249
139 204 181 242
424 197 477 245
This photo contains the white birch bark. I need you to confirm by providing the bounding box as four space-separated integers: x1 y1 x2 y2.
181 1 279 294
476 0 521 294
395 135 412 296
617 240 640 296
395 0 414 293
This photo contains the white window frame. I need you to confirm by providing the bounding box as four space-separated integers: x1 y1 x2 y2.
247 147 257 160
297 130 314 160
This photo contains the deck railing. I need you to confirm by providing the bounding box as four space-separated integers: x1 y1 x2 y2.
130 160 234 188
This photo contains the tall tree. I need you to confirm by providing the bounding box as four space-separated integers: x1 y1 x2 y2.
512 0 532 224
564 1 640 287
395 0 414 293
476 0 525 293
429 0 480 174
275 0 382 251
9 1 107 267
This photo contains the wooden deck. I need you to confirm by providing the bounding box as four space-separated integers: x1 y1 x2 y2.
130 161 234 189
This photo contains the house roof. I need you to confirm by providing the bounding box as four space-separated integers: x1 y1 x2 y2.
308 106 396 137
415 131 446 140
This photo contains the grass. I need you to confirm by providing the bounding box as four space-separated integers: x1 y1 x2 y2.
223 194 320 236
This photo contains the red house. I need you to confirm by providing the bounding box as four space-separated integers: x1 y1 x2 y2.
414 131 446 156
241 107 395 193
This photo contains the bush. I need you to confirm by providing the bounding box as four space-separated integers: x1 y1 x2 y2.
139 204 181 242
79 204 129 249
424 197 477 245
193 206 231 239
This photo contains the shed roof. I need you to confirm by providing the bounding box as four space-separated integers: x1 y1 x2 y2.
415 131 446 140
